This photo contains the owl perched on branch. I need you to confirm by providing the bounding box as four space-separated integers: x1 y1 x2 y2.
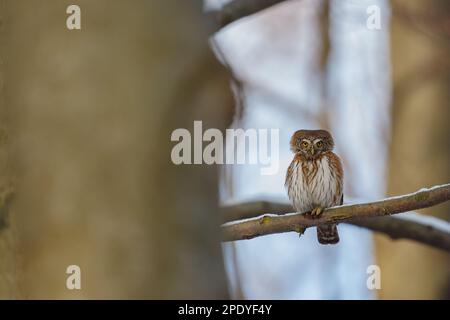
285 130 343 244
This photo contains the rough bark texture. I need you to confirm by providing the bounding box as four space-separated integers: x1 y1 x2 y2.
2 0 231 299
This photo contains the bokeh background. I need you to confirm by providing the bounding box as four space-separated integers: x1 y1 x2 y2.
209 0 450 299
0 0 448 299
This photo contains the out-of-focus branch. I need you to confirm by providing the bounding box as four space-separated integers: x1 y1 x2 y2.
349 214 450 252
208 0 290 32
221 184 450 252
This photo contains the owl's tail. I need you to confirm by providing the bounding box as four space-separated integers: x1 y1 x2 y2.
317 223 339 244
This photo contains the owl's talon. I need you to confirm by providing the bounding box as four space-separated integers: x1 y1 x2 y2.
311 207 323 217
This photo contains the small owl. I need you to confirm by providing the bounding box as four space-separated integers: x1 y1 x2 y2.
285 129 343 244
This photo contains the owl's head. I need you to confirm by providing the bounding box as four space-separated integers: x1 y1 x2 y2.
290 129 334 159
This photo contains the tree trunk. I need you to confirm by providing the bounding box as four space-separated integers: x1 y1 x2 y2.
1 0 231 299
378 0 450 299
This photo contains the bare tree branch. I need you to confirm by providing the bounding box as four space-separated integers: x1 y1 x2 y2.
221 199 293 223
221 184 450 252
208 0 290 32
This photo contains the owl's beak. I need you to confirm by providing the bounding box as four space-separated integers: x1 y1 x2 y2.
308 146 315 156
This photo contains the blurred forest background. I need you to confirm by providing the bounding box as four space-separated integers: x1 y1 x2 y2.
0 0 449 299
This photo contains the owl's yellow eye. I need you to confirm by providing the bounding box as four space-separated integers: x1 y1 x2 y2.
316 141 324 148
301 141 309 148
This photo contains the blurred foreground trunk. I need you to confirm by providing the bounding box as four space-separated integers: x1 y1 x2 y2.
0 1 16 295
377 0 450 299
1 0 231 298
